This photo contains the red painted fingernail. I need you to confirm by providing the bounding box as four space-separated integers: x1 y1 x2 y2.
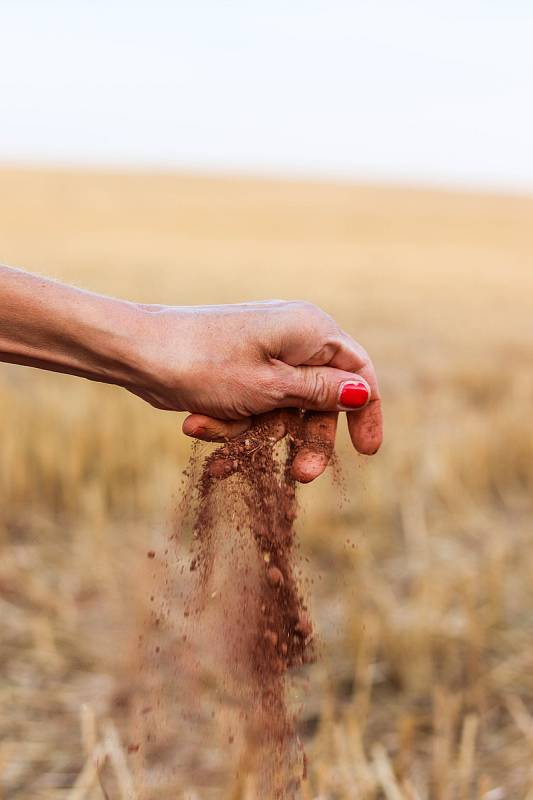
338 380 370 409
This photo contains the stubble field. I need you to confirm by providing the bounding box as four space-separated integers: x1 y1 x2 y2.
0 168 533 799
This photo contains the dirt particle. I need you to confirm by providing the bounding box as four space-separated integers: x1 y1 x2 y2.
266 566 284 587
295 613 312 638
264 629 278 647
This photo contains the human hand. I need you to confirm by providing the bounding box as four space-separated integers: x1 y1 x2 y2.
129 300 383 482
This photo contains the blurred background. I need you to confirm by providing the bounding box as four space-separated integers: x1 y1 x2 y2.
1 2 533 798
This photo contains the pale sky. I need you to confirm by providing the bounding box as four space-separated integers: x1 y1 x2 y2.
0 1 532 191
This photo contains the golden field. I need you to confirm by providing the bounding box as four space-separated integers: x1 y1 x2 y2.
0 167 533 799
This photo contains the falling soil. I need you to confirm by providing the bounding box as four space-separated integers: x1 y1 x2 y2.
193 419 314 794
133 416 322 798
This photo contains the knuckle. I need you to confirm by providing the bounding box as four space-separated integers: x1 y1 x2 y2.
291 301 339 338
358 346 371 367
305 371 331 407
300 299 320 314
288 299 322 319
339 331 373 371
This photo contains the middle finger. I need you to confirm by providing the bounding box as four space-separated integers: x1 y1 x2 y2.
291 410 338 483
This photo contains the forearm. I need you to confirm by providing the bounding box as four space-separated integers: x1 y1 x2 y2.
0 265 142 386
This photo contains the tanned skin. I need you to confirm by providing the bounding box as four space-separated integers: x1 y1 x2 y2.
0 265 382 482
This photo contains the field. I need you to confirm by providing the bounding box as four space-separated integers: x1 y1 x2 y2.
1 167 533 799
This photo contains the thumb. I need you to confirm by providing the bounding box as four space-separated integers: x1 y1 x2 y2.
281 365 371 411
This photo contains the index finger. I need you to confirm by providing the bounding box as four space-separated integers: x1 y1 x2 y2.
329 333 383 455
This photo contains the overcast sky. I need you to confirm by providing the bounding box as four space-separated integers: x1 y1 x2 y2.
0 1 532 191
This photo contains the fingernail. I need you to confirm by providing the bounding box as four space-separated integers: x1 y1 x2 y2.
338 380 370 410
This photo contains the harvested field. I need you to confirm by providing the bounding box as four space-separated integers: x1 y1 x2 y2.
1 167 533 798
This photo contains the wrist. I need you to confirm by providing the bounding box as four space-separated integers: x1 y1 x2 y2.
94 299 156 388
114 303 191 403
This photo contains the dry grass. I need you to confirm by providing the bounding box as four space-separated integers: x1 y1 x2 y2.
0 167 533 798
